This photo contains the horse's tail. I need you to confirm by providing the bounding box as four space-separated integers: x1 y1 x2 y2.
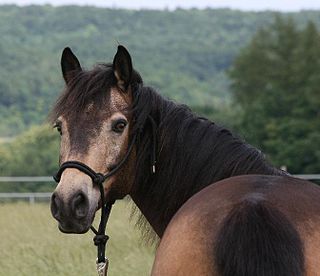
215 197 305 276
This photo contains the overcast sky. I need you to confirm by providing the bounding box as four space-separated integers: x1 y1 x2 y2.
0 0 320 11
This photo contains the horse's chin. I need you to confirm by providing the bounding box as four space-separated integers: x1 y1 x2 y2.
58 221 91 234
57 210 96 234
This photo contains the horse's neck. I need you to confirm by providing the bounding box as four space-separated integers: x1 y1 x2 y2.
130 91 282 238
130 192 164 237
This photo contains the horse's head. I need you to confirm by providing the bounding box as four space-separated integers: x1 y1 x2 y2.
50 46 142 233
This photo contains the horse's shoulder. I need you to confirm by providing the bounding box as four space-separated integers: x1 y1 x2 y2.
151 182 230 276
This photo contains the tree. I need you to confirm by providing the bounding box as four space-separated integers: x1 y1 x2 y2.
0 125 59 192
229 16 320 173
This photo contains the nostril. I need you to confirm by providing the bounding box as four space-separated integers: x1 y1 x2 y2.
50 193 61 220
71 191 89 219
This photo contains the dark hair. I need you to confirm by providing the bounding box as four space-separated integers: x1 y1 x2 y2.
50 63 142 122
215 198 304 276
130 86 283 237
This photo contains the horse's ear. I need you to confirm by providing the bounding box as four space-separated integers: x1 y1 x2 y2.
113 45 132 91
61 47 82 84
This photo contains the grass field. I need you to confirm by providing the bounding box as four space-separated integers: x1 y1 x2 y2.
0 201 154 276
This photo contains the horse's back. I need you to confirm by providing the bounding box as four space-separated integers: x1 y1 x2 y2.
151 175 320 276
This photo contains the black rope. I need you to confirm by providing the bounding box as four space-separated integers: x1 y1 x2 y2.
53 161 104 184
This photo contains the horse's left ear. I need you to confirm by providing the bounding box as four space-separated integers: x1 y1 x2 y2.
113 45 133 91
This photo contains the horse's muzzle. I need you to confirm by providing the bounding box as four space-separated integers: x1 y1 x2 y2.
50 190 92 233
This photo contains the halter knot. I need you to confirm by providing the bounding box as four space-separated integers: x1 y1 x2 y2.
93 234 109 246
94 173 105 185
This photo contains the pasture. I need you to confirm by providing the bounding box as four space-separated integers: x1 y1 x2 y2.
0 200 154 275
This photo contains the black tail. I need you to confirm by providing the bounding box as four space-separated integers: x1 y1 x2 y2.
215 198 304 276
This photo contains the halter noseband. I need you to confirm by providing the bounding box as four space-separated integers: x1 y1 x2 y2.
52 115 157 274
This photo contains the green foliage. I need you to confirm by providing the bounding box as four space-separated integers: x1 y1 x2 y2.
2 5 320 135
0 6 319 181
0 124 59 191
1 124 59 175
229 17 320 173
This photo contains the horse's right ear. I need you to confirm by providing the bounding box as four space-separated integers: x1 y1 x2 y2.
61 47 82 84
113 45 133 91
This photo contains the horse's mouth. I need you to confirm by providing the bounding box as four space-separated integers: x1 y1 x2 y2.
58 221 91 234
55 210 96 234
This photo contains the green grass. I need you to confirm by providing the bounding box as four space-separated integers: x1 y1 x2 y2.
0 201 154 276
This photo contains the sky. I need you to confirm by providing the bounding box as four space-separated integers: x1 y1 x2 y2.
0 0 320 12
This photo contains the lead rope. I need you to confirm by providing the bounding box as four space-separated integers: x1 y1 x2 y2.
53 115 157 276
90 183 114 276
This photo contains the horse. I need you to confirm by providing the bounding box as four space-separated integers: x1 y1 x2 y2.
50 45 320 276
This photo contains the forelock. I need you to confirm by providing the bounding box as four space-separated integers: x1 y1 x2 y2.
50 63 115 123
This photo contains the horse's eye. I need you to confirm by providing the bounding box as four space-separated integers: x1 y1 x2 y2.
112 119 127 133
53 122 62 135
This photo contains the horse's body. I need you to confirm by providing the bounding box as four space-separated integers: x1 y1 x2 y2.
50 45 320 275
152 175 320 275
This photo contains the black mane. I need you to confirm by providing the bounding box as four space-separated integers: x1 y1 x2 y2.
131 86 284 237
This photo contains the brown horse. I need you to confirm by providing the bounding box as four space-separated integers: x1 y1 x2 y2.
50 45 320 276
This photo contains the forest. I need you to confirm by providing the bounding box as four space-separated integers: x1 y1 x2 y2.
0 6 319 191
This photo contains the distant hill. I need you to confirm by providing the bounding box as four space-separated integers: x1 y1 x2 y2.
1 5 320 135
